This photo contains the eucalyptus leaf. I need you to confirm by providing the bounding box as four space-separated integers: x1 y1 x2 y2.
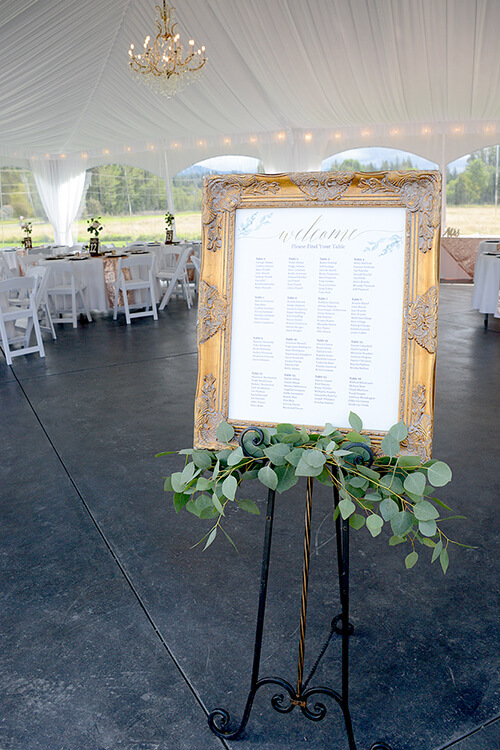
349 513 365 530
173 492 190 512
227 446 245 466
276 423 296 434
216 421 235 443
237 498 260 515
303 449 326 468
212 494 225 515
222 475 237 501
163 476 173 492
405 551 419 569
281 431 302 444
295 456 323 477
345 431 368 444
258 465 278 490
180 462 198 484
171 472 187 493
321 422 336 436
366 514 384 537
215 449 231 465
388 421 408 441
186 494 215 518
379 497 399 521
240 469 259 481
440 548 449 574
396 455 421 468
196 476 212 491
192 450 213 470
275 463 299 493
264 443 291 466
427 461 453 487
418 519 437 537
339 497 356 519
390 510 413 537
380 475 404 495
381 433 400 457
403 471 426 496
204 528 217 550
348 476 369 489
413 500 439 521
199 505 218 520
389 535 406 546
431 539 443 563
356 465 381 481
212 459 220 482
284 447 304 466
348 411 363 432
421 538 435 548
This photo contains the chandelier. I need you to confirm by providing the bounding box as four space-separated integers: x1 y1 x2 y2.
128 1 207 97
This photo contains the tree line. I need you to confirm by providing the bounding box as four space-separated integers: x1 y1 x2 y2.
1 149 500 221
446 147 500 205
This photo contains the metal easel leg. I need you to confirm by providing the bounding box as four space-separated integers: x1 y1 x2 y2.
208 476 393 749
208 487 278 739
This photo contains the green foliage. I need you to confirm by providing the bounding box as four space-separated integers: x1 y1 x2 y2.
447 146 500 205
160 414 462 573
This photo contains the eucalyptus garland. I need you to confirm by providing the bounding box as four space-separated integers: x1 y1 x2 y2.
160 412 461 573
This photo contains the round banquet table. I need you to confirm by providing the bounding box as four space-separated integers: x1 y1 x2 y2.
472 241 500 320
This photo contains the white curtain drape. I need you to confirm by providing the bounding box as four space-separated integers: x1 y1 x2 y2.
30 158 86 246
258 130 329 173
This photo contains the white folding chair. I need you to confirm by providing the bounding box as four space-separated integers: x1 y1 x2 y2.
190 254 201 294
18 253 44 274
113 254 158 324
25 266 57 339
0 252 16 280
156 246 193 311
0 276 45 366
46 261 92 328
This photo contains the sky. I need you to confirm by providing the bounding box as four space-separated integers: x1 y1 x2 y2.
199 149 470 174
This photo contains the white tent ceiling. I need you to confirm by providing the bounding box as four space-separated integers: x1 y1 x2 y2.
2 0 500 178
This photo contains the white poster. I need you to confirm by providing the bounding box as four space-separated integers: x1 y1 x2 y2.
228 206 406 431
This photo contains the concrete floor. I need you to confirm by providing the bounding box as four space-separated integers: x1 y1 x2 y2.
0 285 498 750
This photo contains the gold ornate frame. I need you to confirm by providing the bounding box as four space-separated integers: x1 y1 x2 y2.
194 171 441 459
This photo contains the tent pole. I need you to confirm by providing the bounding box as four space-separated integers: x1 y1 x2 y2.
441 133 447 230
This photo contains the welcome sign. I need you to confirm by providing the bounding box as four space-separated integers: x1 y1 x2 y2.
195 172 441 459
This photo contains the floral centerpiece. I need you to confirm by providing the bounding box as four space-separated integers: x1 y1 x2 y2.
160 412 463 573
87 216 103 255
165 212 175 243
20 216 33 248
87 216 103 238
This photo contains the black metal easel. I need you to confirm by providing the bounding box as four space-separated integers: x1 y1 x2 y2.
208 430 393 750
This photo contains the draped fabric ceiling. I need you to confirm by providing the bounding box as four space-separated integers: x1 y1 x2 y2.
1 0 500 241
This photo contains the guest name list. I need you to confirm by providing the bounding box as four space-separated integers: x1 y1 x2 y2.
228 206 406 431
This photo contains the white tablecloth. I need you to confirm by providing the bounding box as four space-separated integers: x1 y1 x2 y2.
39 250 172 313
40 257 108 311
472 242 500 317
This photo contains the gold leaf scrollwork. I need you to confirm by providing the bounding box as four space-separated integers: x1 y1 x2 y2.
358 172 441 253
407 286 438 353
195 373 224 446
401 384 432 461
203 175 281 251
198 281 226 345
290 172 354 201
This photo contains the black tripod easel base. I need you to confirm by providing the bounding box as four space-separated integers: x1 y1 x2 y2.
208 677 392 750
207 462 393 750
